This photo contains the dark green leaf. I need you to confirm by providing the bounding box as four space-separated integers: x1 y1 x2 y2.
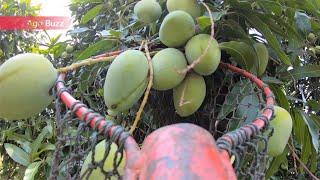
80 4 104 24
308 100 320 112
266 147 289 178
262 76 284 85
300 111 320 152
31 126 50 158
280 65 320 80
310 114 320 130
239 12 292 65
269 85 290 111
77 39 117 60
220 41 257 70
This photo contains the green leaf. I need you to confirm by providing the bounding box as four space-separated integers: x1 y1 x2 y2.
81 4 104 24
230 94 260 130
218 80 251 120
301 128 312 168
262 76 284 85
292 109 306 148
269 85 290 111
4 143 30 166
31 126 50 158
239 12 292 65
280 65 320 80
308 100 320 112
295 11 312 33
257 0 282 15
266 147 289 178
220 20 252 42
220 41 257 71
310 114 320 129
300 111 320 152
76 39 118 60
23 161 41 180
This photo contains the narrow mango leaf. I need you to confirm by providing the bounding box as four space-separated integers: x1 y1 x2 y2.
311 147 318 172
217 80 251 120
266 147 289 179
239 12 292 65
310 114 320 130
269 85 290 111
292 109 306 148
300 111 320 152
220 41 257 70
301 129 312 170
23 161 42 180
4 143 30 166
262 76 283 85
257 0 282 15
80 4 104 24
308 100 320 112
280 65 320 80
31 126 50 157
77 39 117 60
220 20 252 42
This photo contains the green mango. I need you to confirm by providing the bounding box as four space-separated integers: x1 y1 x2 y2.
80 141 126 180
166 0 202 18
185 34 221 76
104 50 148 113
173 72 206 117
152 48 187 90
159 11 195 47
0 53 57 120
134 0 162 24
253 43 269 76
268 106 293 157
66 44 74 53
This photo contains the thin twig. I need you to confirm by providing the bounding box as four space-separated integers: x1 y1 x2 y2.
288 143 320 180
129 41 154 134
180 2 215 74
58 55 117 73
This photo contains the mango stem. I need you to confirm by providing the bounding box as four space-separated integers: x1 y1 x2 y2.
130 41 154 134
57 55 117 73
179 2 215 75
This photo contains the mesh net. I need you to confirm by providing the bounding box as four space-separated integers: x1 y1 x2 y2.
49 57 273 179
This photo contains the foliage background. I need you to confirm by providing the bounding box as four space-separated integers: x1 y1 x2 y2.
0 0 320 179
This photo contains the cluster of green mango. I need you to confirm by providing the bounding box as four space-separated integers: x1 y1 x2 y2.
105 0 221 118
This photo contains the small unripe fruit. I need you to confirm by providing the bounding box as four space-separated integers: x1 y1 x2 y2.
253 43 269 76
0 53 57 120
134 0 162 24
61 51 68 58
166 0 202 18
307 33 317 42
159 11 195 47
80 141 126 180
185 34 221 76
173 72 206 117
104 50 148 113
66 44 74 53
268 106 293 157
152 48 187 90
